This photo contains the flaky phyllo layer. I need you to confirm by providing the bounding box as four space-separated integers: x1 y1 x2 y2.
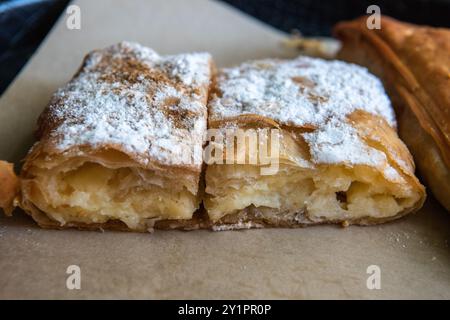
21 149 201 230
205 134 423 224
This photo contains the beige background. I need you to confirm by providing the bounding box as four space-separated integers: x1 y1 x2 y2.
0 0 449 299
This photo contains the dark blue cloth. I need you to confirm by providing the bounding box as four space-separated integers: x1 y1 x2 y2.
0 0 69 94
222 0 450 36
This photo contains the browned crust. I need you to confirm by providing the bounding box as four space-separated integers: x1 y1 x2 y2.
334 15 449 210
0 161 19 215
20 199 209 232
334 16 450 170
17 201 419 232
211 203 420 230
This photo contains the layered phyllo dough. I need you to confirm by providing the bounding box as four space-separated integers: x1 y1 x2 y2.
9 42 213 231
334 16 450 211
205 56 425 229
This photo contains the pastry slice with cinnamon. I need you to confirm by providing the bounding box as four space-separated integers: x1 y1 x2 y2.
1 42 213 231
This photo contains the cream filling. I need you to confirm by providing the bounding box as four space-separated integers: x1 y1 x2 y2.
205 164 418 222
24 162 199 230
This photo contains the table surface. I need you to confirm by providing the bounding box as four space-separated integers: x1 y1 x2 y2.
0 0 449 299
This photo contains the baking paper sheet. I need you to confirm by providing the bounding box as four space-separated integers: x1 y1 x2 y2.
0 0 448 299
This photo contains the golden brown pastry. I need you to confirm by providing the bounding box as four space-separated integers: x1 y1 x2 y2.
205 56 425 230
334 16 450 211
0 42 213 231
0 161 19 215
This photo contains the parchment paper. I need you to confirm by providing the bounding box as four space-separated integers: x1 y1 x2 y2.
0 0 449 299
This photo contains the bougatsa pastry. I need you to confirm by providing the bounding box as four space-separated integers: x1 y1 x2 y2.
334 16 450 211
0 42 213 231
205 56 425 229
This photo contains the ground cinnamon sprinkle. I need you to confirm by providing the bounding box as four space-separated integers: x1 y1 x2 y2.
40 41 212 167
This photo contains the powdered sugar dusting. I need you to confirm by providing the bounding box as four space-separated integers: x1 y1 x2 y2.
211 221 263 231
45 42 211 168
209 56 395 127
302 117 402 180
161 53 212 86
303 118 387 165
209 56 401 178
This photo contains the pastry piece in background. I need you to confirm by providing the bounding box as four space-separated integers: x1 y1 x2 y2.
0 42 213 231
0 161 19 215
334 16 450 211
205 56 425 230
283 33 340 59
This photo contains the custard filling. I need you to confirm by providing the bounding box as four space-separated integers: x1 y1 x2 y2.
205 164 418 222
23 161 199 229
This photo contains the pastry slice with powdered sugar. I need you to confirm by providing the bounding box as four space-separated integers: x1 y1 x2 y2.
205 56 425 229
1 42 213 231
